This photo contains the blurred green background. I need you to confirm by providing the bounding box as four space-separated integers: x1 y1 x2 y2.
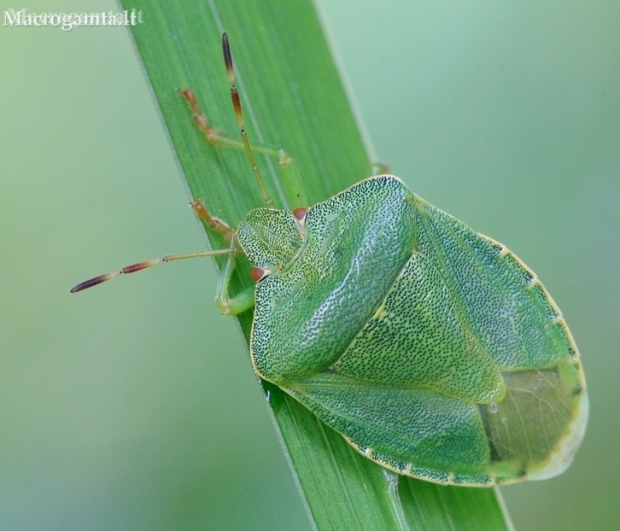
1 1 618 529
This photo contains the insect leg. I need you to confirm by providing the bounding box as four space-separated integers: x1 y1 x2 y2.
190 198 254 315
190 198 238 244
369 162 390 176
382 470 410 531
179 86 306 210
214 233 256 316
179 34 308 210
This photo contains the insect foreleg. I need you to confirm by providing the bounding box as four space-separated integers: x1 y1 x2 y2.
214 234 255 316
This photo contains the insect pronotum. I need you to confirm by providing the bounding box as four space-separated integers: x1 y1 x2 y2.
72 33 588 486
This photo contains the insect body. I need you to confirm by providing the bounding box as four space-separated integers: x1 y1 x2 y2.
239 175 587 485
72 34 588 486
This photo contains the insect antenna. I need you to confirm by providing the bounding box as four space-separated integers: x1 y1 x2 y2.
71 199 237 293
222 32 273 207
69 248 235 293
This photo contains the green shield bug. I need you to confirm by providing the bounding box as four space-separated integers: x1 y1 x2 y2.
72 33 588 487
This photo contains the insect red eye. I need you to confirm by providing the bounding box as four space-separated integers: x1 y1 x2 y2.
250 266 267 282
292 207 307 221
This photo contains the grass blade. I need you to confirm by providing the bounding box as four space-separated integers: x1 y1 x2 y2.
120 0 512 528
